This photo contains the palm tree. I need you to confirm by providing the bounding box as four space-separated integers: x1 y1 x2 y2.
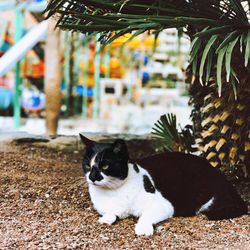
44 0 250 179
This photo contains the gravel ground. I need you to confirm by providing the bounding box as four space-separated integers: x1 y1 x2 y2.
0 144 249 249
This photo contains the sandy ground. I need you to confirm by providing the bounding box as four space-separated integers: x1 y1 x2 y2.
0 143 249 249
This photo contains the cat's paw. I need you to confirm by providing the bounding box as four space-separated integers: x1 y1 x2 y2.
98 214 116 225
135 222 154 236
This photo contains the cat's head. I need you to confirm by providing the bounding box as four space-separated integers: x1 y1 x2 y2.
80 134 129 189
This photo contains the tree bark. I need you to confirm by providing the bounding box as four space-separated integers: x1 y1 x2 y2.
45 17 61 135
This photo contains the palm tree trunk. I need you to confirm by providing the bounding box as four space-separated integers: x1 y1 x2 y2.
44 17 61 135
188 52 250 180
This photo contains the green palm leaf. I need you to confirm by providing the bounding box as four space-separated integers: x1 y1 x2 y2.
231 73 238 100
226 36 239 81
215 31 239 53
190 37 202 63
194 26 234 38
199 34 218 81
152 113 196 153
45 0 250 96
245 30 250 67
206 49 213 83
217 45 228 97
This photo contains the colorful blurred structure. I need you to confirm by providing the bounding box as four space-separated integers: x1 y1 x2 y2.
0 1 190 132
0 0 46 125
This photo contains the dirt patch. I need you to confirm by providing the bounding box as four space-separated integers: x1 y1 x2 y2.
0 144 249 249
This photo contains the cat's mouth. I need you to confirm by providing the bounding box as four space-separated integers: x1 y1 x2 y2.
87 179 103 186
89 177 127 190
91 181 103 186
86 172 127 189
85 172 104 186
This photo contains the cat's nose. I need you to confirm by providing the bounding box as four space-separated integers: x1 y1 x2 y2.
89 166 103 182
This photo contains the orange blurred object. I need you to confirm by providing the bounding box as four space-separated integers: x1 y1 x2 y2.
21 50 44 78
109 57 123 78
143 35 160 48
110 33 132 48
128 36 141 50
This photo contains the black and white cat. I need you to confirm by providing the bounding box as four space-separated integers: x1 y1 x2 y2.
80 134 247 236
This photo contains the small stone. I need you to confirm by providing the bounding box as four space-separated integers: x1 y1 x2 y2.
45 194 50 198
156 226 164 231
100 235 109 241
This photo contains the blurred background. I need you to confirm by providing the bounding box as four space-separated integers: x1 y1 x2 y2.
0 0 191 135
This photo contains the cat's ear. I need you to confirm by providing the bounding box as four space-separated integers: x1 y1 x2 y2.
79 134 94 148
112 139 128 155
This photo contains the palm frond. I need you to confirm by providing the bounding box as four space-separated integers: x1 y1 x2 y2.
45 0 250 95
199 34 218 83
225 36 239 81
152 113 197 153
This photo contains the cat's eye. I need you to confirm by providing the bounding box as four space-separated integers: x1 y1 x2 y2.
85 165 90 169
102 165 109 170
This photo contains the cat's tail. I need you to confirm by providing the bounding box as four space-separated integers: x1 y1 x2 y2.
204 192 248 220
204 203 248 220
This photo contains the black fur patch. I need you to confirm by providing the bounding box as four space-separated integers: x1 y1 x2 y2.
133 163 139 173
143 175 155 193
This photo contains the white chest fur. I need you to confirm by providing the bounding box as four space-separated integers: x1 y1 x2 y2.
87 164 174 235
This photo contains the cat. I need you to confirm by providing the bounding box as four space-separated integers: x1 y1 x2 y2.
79 134 248 236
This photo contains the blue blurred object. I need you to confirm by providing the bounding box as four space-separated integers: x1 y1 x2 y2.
133 52 141 60
76 85 93 97
31 96 40 107
0 42 11 54
144 55 149 66
0 88 13 109
142 71 150 85
21 88 45 111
